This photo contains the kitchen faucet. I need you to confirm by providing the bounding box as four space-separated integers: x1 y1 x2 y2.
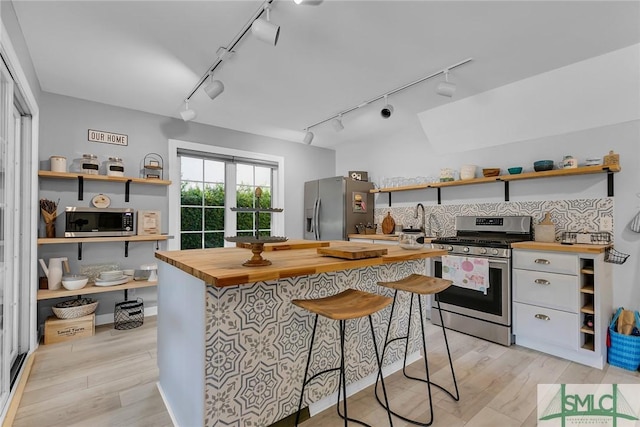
414 203 426 234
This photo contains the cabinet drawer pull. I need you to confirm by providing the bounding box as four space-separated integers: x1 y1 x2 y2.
534 259 550 265
534 279 550 285
535 314 550 321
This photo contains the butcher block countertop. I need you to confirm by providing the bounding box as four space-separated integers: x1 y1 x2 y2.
348 234 399 241
511 241 611 254
155 241 446 287
235 239 330 251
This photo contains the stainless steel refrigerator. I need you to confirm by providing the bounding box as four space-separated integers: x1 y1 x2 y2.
304 176 374 240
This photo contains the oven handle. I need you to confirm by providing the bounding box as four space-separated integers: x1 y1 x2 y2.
435 255 510 265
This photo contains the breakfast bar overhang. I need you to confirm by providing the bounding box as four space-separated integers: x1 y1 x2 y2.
155 241 446 427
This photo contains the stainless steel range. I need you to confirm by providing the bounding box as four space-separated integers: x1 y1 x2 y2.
430 216 533 346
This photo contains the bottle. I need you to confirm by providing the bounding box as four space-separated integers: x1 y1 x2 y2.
81 154 99 175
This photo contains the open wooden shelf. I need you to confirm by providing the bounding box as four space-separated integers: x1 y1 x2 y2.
582 339 595 351
580 302 595 314
37 279 157 300
580 268 595 275
38 170 171 185
580 285 595 294
580 326 595 335
370 164 620 205
38 235 170 245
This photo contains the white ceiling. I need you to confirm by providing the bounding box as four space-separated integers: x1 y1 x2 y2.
11 1 640 149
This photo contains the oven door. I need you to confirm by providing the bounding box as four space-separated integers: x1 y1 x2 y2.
431 255 511 325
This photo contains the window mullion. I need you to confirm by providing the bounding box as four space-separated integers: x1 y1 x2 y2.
225 162 237 247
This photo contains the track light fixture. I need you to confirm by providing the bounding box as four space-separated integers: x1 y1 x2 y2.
301 57 473 141
436 69 456 97
204 73 225 100
380 95 394 119
251 4 280 46
180 100 197 122
331 115 344 132
181 0 279 117
303 129 314 145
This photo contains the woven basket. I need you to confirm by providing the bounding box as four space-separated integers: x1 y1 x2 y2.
52 299 98 319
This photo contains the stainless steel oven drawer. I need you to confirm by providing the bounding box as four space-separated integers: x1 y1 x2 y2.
513 269 579 313
514 302 578 349
513 250 578 275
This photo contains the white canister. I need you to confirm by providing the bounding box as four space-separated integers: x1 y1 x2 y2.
50 156 67 172
107 157 125 177
460 164 476 180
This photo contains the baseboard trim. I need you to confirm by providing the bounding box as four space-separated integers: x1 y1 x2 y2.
156 381 179 427
308 351 422 417
1 351 35 427
95 306 158 326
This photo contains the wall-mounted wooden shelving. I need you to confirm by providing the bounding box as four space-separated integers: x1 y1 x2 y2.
38 170 171 201
37 235 171 260
37 279 157 300
370 164 620 206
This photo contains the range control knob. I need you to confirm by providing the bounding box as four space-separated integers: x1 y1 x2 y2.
438 245 445 250
463 247 470 253
492 248 499 256
479 248 487 254
447 246 454 251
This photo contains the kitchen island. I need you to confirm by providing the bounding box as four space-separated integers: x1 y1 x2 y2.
155 241 445 427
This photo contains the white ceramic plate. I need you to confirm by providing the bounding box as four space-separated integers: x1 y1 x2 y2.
91 194 111 208
94 276 129 287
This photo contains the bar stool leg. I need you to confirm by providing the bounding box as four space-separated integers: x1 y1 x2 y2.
434 294 460 401
339 320 348 427
295 314 319 427
368 314 394 427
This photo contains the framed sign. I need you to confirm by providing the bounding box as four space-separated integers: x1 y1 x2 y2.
88 129 128 146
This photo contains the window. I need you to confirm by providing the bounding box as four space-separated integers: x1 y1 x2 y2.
170 141 284 251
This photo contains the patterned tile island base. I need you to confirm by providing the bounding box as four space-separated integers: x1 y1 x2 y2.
158 259 428 427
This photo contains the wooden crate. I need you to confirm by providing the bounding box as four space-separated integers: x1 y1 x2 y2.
44 314 95 345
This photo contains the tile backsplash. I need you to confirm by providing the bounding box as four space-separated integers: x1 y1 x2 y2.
374 198 613 241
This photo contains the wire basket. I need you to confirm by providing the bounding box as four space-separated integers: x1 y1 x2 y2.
561 231 612 245
52 298 98 319
605 248 630 265
114 298 144 330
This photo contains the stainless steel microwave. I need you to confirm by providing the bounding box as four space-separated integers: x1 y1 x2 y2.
65 207 135 237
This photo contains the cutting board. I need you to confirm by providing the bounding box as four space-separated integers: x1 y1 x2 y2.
381 212 396 234
317 246 388 260
534 212 555 243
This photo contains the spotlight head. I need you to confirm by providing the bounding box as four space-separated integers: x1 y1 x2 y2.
205 79 224 100
251 6 280 46
180 100 197 121
303 130 314 145
436 81 456 97
331 116 344 132
380 104 394 119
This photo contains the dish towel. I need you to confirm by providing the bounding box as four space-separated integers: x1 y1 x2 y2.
442 255 490 295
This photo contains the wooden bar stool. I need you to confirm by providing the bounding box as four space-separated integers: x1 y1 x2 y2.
293 288 394 427
374 274 460 426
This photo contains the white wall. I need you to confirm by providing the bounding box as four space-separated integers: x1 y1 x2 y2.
336 50 640 309
37 92 335 322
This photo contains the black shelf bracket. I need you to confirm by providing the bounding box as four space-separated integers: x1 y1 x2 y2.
155 240 160 250
504 181 510 201
124 241 129 257
77 243 83 260
125 179 132 202
77 176 84 200
124 289 129 301
607 170 614 197
387 192 392 207
437 188 442 205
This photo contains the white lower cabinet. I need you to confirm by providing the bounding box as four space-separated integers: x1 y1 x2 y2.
513 248 611 369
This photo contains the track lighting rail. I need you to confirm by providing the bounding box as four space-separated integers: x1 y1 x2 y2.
304 57 473 131
184 0 275 103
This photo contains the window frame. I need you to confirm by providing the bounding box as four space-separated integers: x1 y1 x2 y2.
168 139 284 250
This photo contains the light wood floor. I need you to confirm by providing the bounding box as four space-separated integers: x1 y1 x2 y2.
13 316 640 427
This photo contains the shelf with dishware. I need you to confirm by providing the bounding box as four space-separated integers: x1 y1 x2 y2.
37 234 171 260
37 279 157 300
38 170 171 202
370 164 621 206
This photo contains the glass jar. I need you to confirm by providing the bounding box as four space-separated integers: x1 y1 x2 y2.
398 228 425 250
107 157 124 177
81 154 99 175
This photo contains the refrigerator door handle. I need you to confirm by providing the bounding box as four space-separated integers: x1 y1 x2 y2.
314 198 321 240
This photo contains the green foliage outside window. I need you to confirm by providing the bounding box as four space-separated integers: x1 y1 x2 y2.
180 182 271 249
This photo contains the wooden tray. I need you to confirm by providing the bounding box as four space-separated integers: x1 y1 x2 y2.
317 246 388 260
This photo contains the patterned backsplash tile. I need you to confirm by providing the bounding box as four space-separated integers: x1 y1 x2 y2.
374 198 613 241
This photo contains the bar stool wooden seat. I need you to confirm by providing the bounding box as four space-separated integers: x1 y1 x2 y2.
293 288 394 427
375 274 460 426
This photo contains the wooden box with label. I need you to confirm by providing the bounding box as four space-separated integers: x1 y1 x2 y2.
44 314 95 345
